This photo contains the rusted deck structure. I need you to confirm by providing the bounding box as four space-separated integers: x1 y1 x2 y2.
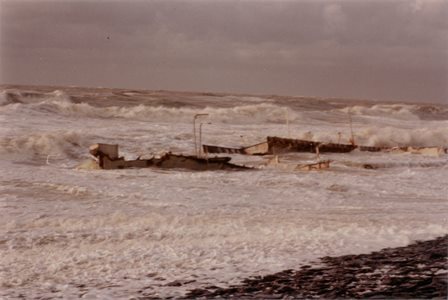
89 143 251 171
203 136 446 156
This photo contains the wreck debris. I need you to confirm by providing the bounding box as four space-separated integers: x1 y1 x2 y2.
203 137 358 155
267 136 357 154
243 141 270 155
203 136 446 157
198 121 212 157
89 143 154 169
88 143 250 171
358 145 384 152
202 144 246 155
263 155 331 171
202 141 270 156
193 113 209 157
348 109 356 146
285 108 291 138
295 160 331 171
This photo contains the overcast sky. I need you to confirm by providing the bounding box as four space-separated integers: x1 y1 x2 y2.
1 0 447 103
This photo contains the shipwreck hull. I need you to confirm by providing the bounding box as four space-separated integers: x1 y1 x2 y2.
203 136 444 156
201 145 246 155
203 137 359 155
89 143 250 171
154 154 249 171
267 136 357 154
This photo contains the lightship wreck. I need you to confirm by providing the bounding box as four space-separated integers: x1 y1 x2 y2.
203 136 447 157
85 114 445 171
87 143 331 171
88 143 251 171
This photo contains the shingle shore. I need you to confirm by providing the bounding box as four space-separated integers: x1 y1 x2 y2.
184 235 447 299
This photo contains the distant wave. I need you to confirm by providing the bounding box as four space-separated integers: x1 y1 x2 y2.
413 105 448 120
1 91 304 124
0 89 71 106
3 88 447 122
339 103 448 121
0 91 24 105
353 126 448 147
291 125 448 148
2 88 447 152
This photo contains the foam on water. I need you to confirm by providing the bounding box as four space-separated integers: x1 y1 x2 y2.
0 131 90 159
2 96 303 125
340 103 448 121
341 104 420 120
1 86 447 299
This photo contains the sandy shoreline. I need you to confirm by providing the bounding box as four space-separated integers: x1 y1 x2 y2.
184 235 447 299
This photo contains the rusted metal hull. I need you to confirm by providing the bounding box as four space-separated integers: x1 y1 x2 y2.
263 155 331 171
89 143 251 171
201 144 246 155
202 141 269 155
267 136 357 153
202 137 359 155
296 160 331 171
243 141 270 155
203 136 445 156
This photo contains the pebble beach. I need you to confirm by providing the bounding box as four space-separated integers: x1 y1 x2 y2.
186 235 447 299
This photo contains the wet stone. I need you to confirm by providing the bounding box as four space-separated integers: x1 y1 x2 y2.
165 280 183 287
184 235 447 299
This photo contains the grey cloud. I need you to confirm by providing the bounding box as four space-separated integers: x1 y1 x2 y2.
0 0 446 102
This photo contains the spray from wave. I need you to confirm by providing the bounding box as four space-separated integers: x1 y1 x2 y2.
354 126 448 147
289 124 448 148
2 92 303 125
0 131 92 159
339 103 448 121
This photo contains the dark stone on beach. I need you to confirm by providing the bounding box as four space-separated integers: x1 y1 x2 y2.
165 279 196 287
203 285 220 290
165 280 183 287
184 235 447 299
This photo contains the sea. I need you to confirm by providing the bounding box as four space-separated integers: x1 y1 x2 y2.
1 85 447 299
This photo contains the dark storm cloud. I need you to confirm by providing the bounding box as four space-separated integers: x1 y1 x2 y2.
1 0 447 102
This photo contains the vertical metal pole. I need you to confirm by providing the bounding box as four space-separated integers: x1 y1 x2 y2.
348 110 355 146
199 122 211 158
199 123 203 158
193 114 209 157
193 117 197 156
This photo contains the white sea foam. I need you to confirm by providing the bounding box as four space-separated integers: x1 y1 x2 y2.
356 126 448 147
341 104 420 120
0 86 447 299
0 131 91 159
2 96 303 125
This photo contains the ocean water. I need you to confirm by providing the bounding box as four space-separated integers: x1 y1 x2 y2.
1 85 447 299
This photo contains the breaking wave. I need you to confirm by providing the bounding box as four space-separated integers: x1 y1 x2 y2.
0 89 71 106
0 91 21 106
3 94 303 124
339 104 448 120
3 89 447 124
413 105 448 120
341 104 419 120
0 131 92 159
292 125 448 148
354 126 448 147
340 103 448 121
